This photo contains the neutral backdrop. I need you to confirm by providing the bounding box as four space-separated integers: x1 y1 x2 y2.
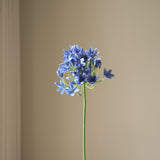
20 0 160 160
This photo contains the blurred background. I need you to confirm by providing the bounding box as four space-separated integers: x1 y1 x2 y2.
2 0 160 160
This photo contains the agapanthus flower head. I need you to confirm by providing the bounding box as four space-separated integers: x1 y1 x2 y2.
55 45 114 96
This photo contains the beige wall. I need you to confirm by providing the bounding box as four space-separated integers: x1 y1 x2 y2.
1 1 20 160
0 1 2 157
20 0 160 160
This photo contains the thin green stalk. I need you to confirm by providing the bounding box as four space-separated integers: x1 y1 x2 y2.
83 83 86 160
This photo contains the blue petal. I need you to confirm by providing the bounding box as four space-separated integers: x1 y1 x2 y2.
54 82 61 87
94 58 102 68
59 80 63 85
57 88 61 91
61 89 65 94
57 70 63 78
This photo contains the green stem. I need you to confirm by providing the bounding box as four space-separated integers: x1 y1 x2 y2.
83 83 86 160
96 77 104 83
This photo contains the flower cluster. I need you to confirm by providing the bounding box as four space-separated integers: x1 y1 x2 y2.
55 45 114 96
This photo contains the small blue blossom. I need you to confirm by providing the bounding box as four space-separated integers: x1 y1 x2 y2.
104 68 114 79
75 63 83 71
55 45 114 96
87 74 98 84
94 57 102 68
65 82 79 96
86 47 99 59
54 80 66 94
58 64 68 73
75 74 86 86
57 70 63 78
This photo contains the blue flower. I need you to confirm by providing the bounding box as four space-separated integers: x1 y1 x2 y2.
54 80 66 94
104 68 114 79
87 74 98 84
75 63 83 71
55 45 114 96
75 74 86 85
84 67 91 75
65 82 79 96
69 45 80 53
94 57 102 68
58 64 68 73
57 70 63 78
86 47 99 59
